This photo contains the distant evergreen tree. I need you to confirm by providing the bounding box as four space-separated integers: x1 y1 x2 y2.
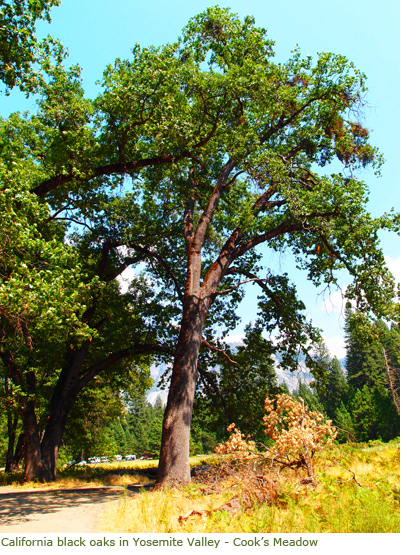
334 401 356 442
194 324 286 443
147 397 165 457
345 312 396 391
349 385 399 442
295 382 325 414
110 418 131 456
320 357 349 419
344 310 400 442
190 422 218 455
126 395 152 455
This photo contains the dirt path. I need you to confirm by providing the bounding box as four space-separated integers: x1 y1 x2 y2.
0 485 134 533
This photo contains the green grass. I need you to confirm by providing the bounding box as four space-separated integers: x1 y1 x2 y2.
98 440 400 534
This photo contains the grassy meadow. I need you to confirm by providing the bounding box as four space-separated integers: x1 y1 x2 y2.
0 441 399 533
96 440 399 533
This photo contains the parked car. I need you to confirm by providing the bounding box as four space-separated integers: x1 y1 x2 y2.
76 460 87 466
124 455 136 461
100 457 110 463
87 457 100 464
114 455 122 461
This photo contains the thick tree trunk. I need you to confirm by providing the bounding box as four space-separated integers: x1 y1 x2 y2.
39 343 90 479
12 432 25 471
5 417 24 472
23 400 54 482
40 391 79 479
156 297 206 486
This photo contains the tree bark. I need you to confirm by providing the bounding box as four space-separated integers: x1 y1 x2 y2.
156 296 207 486
39 343 90 479
40 389 79 479
22 400 53 482
5 413 18 472
12 432 25 470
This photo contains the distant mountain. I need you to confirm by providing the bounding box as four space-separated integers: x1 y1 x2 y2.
146 349 321 406
146 363 169 405
275 362 314 392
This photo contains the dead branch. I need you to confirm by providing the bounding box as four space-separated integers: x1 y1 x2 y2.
333 460 364 487
334 426 358 443
383 348 400 415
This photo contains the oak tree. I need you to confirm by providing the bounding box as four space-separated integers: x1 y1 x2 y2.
1 7 399 485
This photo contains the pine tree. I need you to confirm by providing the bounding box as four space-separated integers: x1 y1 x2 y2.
334 402 356 442
323 358 348 419
344 311 400 442
295 382 325 414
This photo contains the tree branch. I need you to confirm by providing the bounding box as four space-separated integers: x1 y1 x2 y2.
226 267 284 313
192 157 236 252
201 339 238 365
216 277 270 296
78 343 171 390
128 243 184 305
30 152 186 198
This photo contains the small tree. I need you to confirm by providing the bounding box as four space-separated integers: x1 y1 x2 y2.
216 394 337 483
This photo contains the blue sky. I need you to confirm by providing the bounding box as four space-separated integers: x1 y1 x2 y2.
1 0 401 358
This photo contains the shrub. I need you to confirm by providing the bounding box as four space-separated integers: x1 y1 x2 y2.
216 395 337 483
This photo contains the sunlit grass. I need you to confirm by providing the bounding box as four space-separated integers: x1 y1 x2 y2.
97 440 399 534
0 459 157 489
0 456 209 489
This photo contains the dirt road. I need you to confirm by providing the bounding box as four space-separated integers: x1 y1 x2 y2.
0 485 132 533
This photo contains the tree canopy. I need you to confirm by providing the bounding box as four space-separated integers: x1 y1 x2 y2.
0 0 61 93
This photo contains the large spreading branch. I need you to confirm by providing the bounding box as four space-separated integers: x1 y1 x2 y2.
78 342 171 390
192 157 237 252
30 153 186 198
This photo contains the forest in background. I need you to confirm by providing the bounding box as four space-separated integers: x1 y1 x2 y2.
1 309 398 467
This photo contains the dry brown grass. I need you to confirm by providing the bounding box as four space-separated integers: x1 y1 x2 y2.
97 440 400 534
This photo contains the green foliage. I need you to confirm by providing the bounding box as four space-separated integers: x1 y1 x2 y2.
194 324 286 443
0 0 61 93
349 385 399 442
104 394 168 459
62 382 125 460
342 310 399 442
334 402 356 442
294 382 325 414
316 357 348 419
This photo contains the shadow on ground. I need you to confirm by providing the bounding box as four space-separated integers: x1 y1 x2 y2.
0 486 136 528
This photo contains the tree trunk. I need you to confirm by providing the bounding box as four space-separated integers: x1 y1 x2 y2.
5 417 25 472
39 343 90 479
156 297 207 486
13 432 25 470
41 390 78 479
23 400 54 482
5 413 17 472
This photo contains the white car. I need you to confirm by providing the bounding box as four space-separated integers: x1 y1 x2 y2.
114 455 122 461
124 455 136 461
